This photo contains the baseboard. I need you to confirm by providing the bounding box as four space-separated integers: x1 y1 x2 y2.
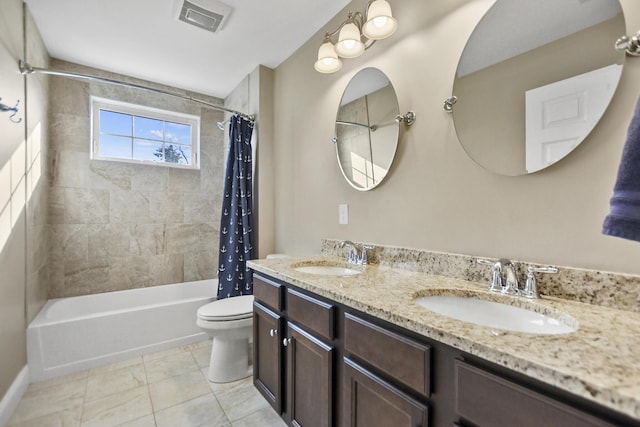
0 365 29 427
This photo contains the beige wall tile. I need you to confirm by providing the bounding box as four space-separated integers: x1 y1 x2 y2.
47 61 223 297
149 254 184 285
168 168 201 192
89 161 133 191
107 256 151 290
184 250 216 282
88 224 130 258
129 224 167 256
49 113 89 153
63 258 110 296
184 193 216 224
64 188 109 224
131 166 169 192
149 191 184 224
109 189 150 224
166 223 200 254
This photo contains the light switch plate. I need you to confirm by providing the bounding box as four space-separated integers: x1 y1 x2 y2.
338 204 349 225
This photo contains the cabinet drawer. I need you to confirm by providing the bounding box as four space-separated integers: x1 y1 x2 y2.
287 288 335 341
253 275 284 312
344 313 431 397
455 361 616 427
343 357 430 427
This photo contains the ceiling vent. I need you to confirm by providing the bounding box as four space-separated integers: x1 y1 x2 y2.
176 0 232 33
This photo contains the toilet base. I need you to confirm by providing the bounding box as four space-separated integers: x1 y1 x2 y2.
207 336 252 383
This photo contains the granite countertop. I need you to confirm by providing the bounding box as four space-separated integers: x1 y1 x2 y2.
248 255 640 421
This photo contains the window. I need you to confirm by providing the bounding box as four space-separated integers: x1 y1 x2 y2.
91 97 200 169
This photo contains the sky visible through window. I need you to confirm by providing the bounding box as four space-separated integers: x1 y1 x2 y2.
99 109 193 165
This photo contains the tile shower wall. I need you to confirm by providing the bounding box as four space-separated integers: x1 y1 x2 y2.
48 60 226 297
25 6 50 322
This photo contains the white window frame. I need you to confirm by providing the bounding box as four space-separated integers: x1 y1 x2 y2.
90 96 200 169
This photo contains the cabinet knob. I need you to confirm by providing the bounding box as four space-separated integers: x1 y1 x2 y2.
283 338 291 347
269 328 278 337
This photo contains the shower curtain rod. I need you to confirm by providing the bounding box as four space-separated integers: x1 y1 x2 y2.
18 60 255 121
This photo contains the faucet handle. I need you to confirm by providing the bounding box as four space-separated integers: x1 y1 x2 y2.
522 265 558 299
477 258 503 292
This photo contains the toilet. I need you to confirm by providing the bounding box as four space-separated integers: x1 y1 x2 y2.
196 294 254 383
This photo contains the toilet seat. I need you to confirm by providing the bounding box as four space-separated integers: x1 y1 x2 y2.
197 295 254 321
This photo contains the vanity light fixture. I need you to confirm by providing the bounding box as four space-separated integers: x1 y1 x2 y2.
314 0 398 74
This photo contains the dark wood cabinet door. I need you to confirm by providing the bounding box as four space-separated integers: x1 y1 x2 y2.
253 301 283 413
343 357 430 427
286 323 334 427
455 361 617 427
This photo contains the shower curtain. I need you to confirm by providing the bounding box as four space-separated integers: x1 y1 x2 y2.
217 115 255 299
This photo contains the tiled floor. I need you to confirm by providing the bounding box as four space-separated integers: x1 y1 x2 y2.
7 340 287 427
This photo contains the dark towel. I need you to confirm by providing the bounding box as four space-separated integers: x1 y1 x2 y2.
603 96 640 242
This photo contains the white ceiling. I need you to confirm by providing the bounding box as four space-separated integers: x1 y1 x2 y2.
24 0 351 98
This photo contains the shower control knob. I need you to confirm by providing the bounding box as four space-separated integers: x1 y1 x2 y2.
283 338 291 347
269 328 278 337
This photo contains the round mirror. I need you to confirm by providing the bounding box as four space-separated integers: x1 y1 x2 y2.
335 68 400 190
452 0 625 176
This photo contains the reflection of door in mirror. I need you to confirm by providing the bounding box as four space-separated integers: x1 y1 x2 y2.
452 0 625 176
335 68 400 191
525 64 622 173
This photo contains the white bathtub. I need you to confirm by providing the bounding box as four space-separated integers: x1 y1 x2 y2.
27 280 216 382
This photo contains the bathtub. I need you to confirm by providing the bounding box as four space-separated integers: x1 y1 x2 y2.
28 279 216 382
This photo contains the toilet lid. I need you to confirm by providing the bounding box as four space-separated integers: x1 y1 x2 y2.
198 295 255 321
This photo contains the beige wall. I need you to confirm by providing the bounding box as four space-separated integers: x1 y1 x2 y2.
272 0 640 275
48 60 226 297
225 65 275 258
0 0 50 401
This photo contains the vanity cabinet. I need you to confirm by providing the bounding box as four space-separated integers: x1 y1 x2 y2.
253 301 283 412
253 274 285 412
253 274 336 427
342 357 429 427
454 361 618 427
252 272 640 427
342 313 431 426
286 322 334 427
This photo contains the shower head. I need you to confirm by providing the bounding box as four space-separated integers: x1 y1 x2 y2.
217 119 229 130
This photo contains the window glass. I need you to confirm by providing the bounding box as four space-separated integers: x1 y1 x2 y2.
91 97 200 169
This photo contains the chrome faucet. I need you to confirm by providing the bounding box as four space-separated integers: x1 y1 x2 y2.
339 241 373 265
478 258 558 299
339 240 359 264
500 259 519 296
478 258 519 294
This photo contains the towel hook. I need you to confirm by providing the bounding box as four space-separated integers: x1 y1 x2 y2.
0 98 22 124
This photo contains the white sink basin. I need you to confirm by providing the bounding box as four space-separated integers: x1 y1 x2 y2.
415 295 577 335
294 265 362 276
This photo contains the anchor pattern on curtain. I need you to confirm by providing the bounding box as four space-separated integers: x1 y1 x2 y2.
217 115 255 299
